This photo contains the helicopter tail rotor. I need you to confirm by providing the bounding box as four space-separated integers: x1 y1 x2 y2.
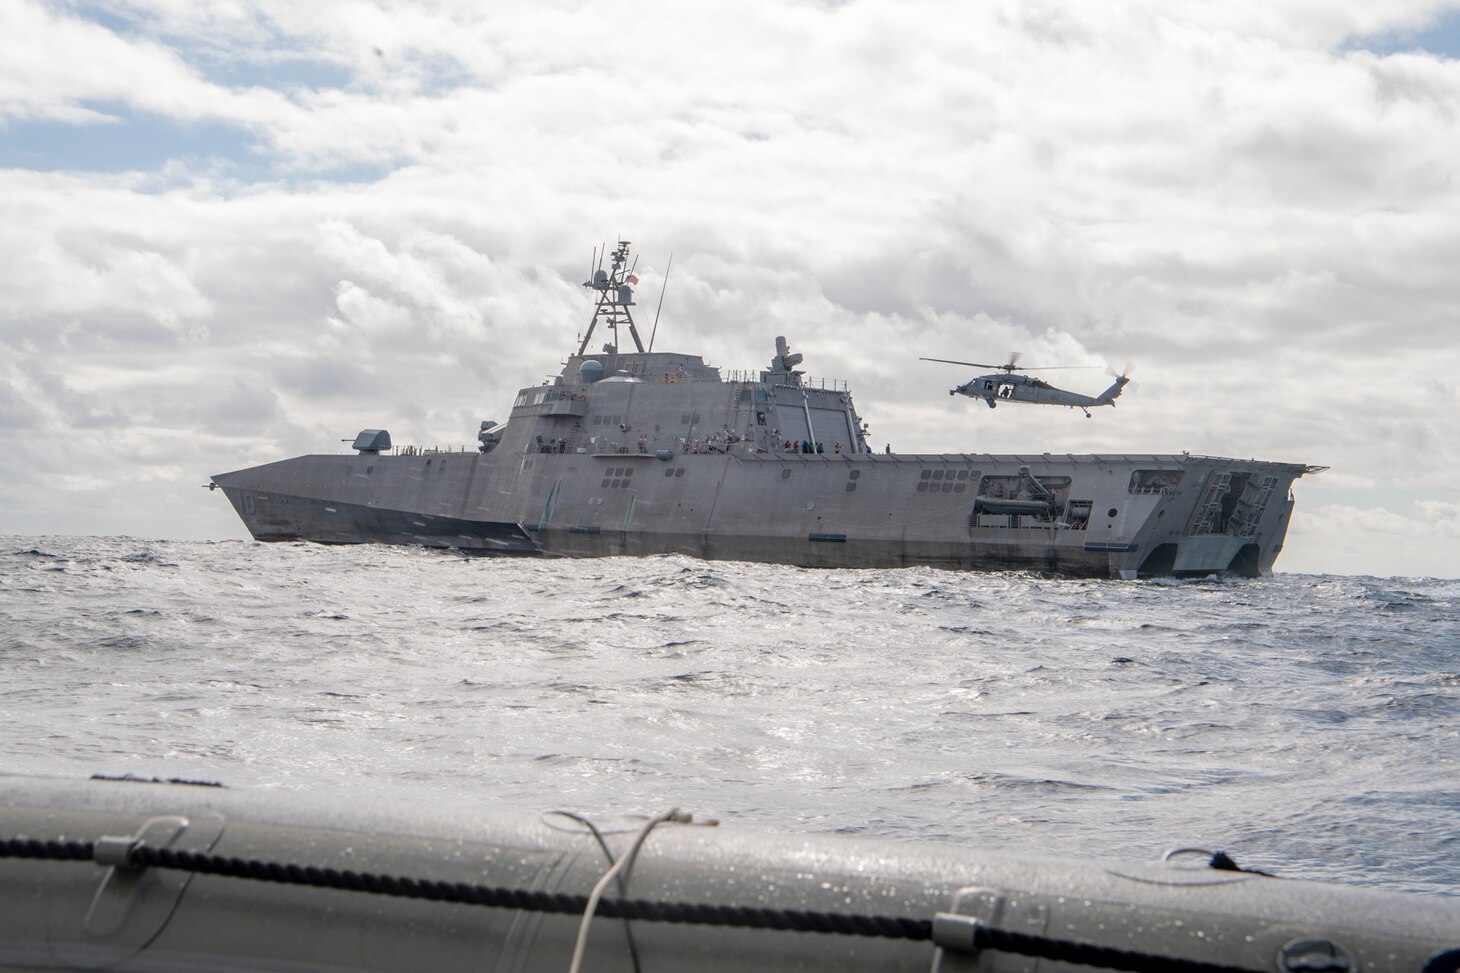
1096 363 1135 405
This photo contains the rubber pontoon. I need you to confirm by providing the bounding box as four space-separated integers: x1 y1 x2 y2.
0 774 1455 973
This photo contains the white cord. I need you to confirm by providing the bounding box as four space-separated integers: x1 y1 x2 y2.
567 808 689 973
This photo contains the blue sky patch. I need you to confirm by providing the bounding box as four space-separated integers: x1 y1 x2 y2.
0 104 395 185
1 105 265 176
1346 7 1460 58
200 57 354 94
72 3 355 95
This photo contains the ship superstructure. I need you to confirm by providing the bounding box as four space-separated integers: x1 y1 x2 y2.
212 242 1319 578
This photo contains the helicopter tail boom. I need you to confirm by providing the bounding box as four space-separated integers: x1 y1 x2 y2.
1095 375 1130 405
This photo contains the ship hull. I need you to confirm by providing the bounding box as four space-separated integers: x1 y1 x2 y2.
214 450 1305 579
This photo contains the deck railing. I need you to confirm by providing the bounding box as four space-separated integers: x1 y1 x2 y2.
720 369 848 391
389 444 476 456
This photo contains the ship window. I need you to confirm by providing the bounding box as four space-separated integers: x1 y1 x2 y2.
601 478 611 488
957 470 969 480
954 483 966 493
845 482 857 492
624 467 634 477
849 469 860 480
611 479 622 488
1108 507 1119 519
675 468 685 477
781 469 792 480
594 416 602 425
932 470 944 480
755 389 769 402
917 482 928 493
665 468 675 477
920 469 932 480
942 482 953 493
366 465 374 474
1129 470 1184 494
681 414 691 424
740 390 752 402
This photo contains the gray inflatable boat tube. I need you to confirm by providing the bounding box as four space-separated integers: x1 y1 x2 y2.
0 774 1456 973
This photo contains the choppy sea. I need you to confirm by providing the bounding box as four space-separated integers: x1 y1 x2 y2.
2 536 1456 898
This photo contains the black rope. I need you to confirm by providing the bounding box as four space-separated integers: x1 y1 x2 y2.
0 835 1274 972
0 837 929 940
0 838 93 863
971 924 1256 973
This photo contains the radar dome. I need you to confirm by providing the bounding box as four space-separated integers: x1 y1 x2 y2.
579 360 605 383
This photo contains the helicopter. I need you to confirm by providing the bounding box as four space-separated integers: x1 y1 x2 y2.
920 353 1132 417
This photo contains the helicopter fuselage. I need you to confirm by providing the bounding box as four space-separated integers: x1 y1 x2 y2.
951 372 1129 416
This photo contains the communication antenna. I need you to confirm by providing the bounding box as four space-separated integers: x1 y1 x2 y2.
649 252 673 352
577 239 645 356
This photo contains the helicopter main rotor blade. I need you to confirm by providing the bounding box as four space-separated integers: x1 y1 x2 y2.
920 356 1100 371
919 357 1004 369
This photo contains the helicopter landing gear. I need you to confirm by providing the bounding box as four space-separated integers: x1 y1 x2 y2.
1083 409 1092 418
986 399 997 409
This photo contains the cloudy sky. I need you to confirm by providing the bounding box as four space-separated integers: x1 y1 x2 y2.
2 0 1458 578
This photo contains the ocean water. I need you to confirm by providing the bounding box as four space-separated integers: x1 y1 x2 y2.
1 535 1456 898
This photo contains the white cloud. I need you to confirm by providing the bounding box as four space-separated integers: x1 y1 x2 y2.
1284 500 1460 578
1 0 1459 576
0 0 293 126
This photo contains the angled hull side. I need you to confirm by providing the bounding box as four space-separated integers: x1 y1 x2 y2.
214 450 1307 579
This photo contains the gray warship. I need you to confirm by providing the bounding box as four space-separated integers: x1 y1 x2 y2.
212 241 1321 578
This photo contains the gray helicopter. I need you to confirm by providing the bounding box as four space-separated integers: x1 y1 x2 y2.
921 354 1131 417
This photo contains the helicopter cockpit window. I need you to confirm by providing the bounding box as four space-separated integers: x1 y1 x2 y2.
984 380 995 390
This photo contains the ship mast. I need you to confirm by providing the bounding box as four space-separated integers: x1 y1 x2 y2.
577 241 645 356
